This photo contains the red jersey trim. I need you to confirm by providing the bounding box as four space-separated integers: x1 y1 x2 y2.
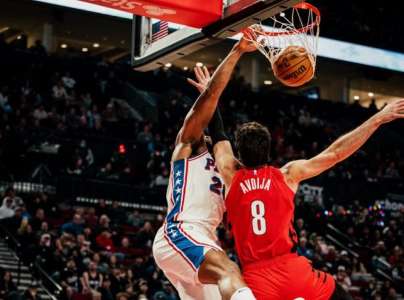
179 159 189 214
169 169 175 206
178 222 222 251
163 223 197 271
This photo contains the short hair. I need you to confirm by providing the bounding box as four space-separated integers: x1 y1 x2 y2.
235 122 271 168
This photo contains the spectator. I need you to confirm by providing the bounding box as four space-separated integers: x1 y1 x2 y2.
392 259 404 290
61 259 80 300
96 230 115 253
29 40 47 56
99 276 114 300
52 81 67 100
61 214 84 236
334 265 352 292
81 261 103 300
385 161 400 178
127 210 144 228
297 237 313 259
135 221 154 248
33 105 48 121
62 72 76 90
0 271 18 299
0 197 15 219
109 201 126 225
23 282 41 300
78 139 94 167
31 208 46 231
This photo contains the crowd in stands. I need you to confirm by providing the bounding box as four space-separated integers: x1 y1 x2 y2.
0 36 402 189
316 1 404 53
0 187 177 300
0 29 404 300
0 185 403 300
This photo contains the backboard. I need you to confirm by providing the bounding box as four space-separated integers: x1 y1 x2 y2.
131 0 303 71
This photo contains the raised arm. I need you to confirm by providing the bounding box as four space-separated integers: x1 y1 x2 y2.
282 100 404 191
172 31 256 161
188 69 238 188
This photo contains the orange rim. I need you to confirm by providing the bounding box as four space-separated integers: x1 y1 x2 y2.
254 2 321 37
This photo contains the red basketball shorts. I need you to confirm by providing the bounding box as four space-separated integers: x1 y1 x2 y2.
243 253 335 300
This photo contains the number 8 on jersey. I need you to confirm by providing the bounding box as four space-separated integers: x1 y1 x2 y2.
251 200 266 235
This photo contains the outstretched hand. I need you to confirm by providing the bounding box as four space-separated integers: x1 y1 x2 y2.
376 99 404 124
187 66 211 93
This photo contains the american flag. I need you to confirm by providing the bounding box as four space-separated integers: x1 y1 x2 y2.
152 21 169 42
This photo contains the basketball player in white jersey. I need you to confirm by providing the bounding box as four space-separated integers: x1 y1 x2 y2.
153 31 257 300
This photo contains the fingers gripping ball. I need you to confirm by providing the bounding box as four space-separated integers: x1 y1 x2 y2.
272 46 315 87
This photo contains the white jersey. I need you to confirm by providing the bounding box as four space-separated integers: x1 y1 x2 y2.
165 150 225 234
153 150 225 300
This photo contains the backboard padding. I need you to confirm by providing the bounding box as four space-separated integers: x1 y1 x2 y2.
133 0 303 71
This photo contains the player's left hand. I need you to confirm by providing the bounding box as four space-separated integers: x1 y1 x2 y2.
187 66 211 93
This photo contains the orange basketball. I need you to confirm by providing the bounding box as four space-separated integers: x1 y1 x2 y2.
272 46 315 87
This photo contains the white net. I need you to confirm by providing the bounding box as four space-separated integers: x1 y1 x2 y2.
248 2 320 70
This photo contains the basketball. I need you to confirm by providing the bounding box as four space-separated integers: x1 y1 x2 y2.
272 46 315 87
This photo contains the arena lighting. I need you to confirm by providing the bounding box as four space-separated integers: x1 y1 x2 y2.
82 47 89 52
60 43 68 49
93 43 100 48
196 62 204 67
368 92 375 97
34 0 404 72
264 80 273 85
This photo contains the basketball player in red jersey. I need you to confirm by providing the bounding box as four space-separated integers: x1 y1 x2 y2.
209 99 404 299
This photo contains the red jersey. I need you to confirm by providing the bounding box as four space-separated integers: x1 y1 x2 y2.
225 165 298 268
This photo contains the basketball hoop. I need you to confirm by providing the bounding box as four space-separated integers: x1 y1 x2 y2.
247 2 321 71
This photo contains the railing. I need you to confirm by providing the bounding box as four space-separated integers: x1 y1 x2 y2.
0 223 62 299
0 224 22 285
57 176 167 207
327 224 362 249
325 234 360 258
33 262 63 300
325 222 397 287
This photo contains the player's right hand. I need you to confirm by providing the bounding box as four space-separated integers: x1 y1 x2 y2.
236 27 258 53
376 99 404 124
